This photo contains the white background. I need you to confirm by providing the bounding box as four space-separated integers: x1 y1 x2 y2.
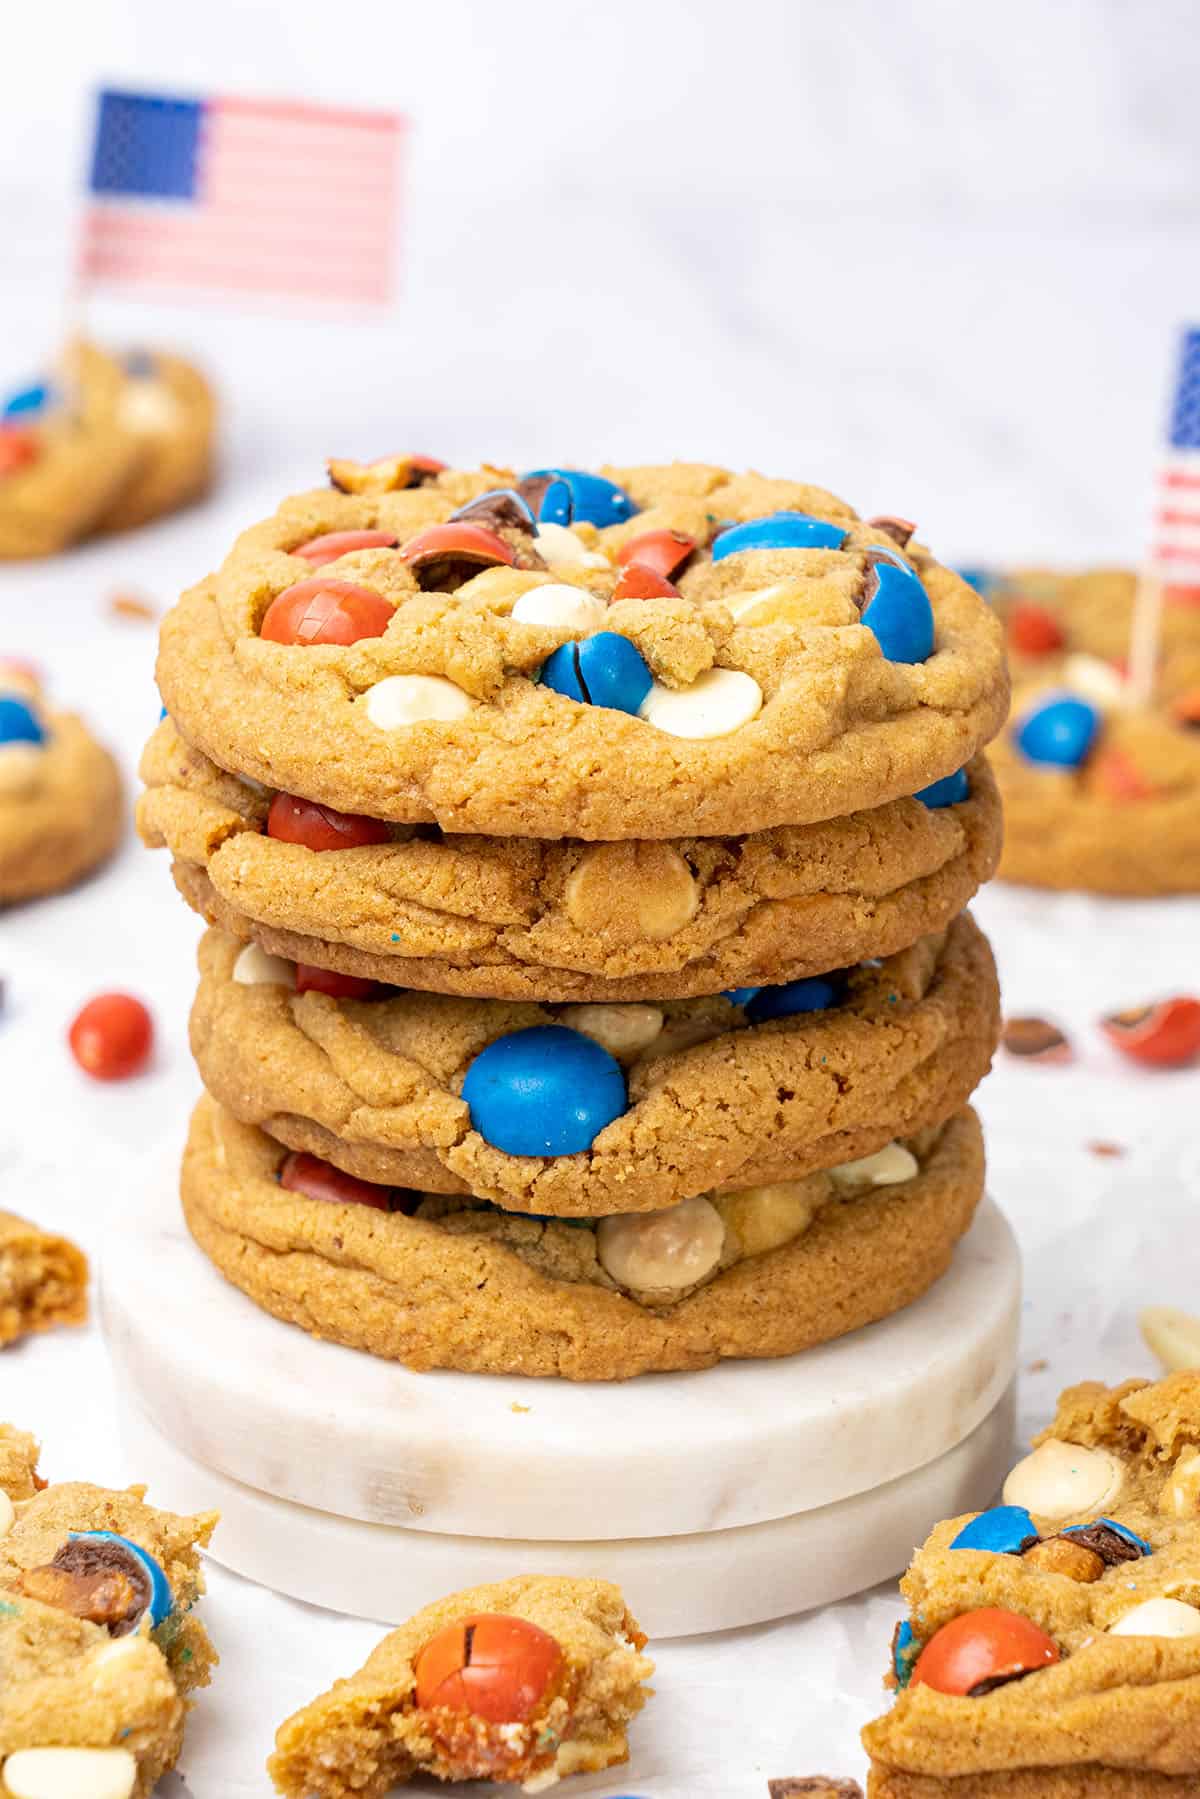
3 3 1200 1794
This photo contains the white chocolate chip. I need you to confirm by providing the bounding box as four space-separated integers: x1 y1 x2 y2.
828 1142 919 1190
638 668 763 739
362 674 474 730
597 1196 725 1294
0 1490 13 1539
1162 1449 1200 1519
232 944 295 987
511 584 607 633
558 1003 664 1060
119 379 179 436
1 1748 138 1799
1002 1439 1126 1521
1109 1597 1200 1638
724 583 860 629
563 842 699 943
1140 1305 1200 1375
1062 653 1128 711
533 522 609 569
712 1182 820 1257
0 743 44 798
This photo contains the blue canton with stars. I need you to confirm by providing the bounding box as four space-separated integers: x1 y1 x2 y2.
1168 327 1200 450
89 90 203 201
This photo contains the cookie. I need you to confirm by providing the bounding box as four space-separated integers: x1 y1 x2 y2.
992 678 1200 894
269 1575 653 1795
0 1210 88 1347
996 566 1200 706
182 1095 983 1379
0 670 123 904
153 463 1008 840
188 913 998 1216
97 350 217 534
863 1373 1200 1797
0 343 142 559
0 1422 218 1797
140 716 1001 1001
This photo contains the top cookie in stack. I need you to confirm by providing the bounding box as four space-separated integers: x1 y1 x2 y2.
140 460 1008 1380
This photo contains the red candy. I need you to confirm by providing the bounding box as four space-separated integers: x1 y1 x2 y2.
295 963 381 1000
68 993 154 1081
414 1614 563 1723
279 1152 397 1211
615 529 696 580
1091 747 1156 803
260 578 394 646
399 522 516 574
1166 583 1200 611
293 529 399 567
266 794 390 852
1170 688 1200 728
1101 997 1200 1068
1007 602 1065 656
613 563 681 601
0 427 39 477
911 1608 1059 1697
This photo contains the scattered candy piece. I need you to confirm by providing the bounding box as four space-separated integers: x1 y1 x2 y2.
1101 997 1200 1067
1141 1304 1200 1375
541 633 654 715
950 1505 1038 1555
260 578 394 647
1021 1536 1104 1582
1061 1518 1151 1564
910 1608 1059 1696
1015 693 1100 768
266 795 391 852
362 673 474 730
400 522 516 588
68 994 153 1081
67 1532 172 1629
294 528 399 566
1091 746 1156 802
1002 1439 1125 1520
327 452 445 494
0 1746 138 1799
510 584 607 632
0 427 40 477
828 1142 919 1189
232 944 294 987
462 1024 628 1156
520 469 635 529
638 667 763 739
916 768 969 808
295 964 382 999
414 1613 564 1722
713 512 846 560
861 560 935 663
616 529 696 579
1109 1597 1200 1638
0 695 45 747
745 974 841 1023
1001 1017 1072 1064
279 1151 407 1212
450 488 536 533
597 1194 725 1292
612 563 681 601
1007 602 1065 656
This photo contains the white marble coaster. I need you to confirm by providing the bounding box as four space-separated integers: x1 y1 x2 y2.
116 1385 1017 1636
100 1145 1020 1544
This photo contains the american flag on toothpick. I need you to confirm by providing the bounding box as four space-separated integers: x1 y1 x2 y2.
1129 325 1200 703
76 88 407 309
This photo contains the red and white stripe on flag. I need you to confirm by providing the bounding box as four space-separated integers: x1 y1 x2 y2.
1150 455 1200 577
78 96 406 309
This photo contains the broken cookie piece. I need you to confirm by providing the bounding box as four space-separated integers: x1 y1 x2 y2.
0 1210 88 1347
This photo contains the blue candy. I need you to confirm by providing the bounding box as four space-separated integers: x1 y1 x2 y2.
956 567 995 596
916 768 970 809
862 561 935 663
540 632 653 715
522 468 636 528
745 975 841 1023
950 1505 1038 1555
724 987 761 1006
70 1531 172 1628
0 696 45 747
1063 1518 1152 1559
2 380 53 419
463 1024 628 1157
893 1618 919 1689
450 486 536 529
712 511 847 560
1015 694 1100 769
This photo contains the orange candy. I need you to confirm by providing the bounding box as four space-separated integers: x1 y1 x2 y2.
399 522 516 576
1007 602 1065 656
615 529 696 580
0 427 39 477
911 1608 1059 1697
266 794 391 852
1101 997 1200 1068
260 578 394 646
293 529 399 567
68 994 154 1081
415 1614 564 1724
1091 747 1156 803
613 563 681 601
279 1151 398 1210
294 963 381 999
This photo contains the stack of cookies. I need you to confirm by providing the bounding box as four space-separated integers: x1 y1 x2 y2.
139 459 1009 1381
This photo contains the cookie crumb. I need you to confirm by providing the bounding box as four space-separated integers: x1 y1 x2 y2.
510 1402 531 1414
1001 1016 1072 1063
1088 1140 1126 1158
108 590 158 621
1028 1357 1049 1373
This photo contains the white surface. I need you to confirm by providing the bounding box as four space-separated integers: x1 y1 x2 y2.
101 1157 1019 1538
115 1385 1017 1639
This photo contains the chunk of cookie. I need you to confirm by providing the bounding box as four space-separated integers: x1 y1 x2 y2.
0 1209 88 1346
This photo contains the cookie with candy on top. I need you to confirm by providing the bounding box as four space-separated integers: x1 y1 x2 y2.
0 1210 88 1348
139 712 1002 1002
269 1574 653 1795
0 662 123 905
153 461 1009 841
864 1372 1200 1797
0 1422 218 1799
95 348 217 534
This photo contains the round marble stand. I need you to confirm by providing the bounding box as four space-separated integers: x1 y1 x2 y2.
101 1171 1021 1637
